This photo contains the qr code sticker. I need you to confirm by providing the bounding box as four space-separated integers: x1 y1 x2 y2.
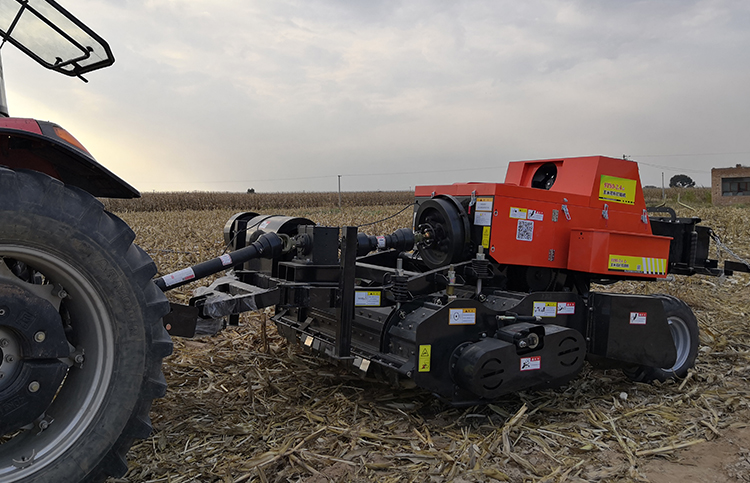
516 220 534 241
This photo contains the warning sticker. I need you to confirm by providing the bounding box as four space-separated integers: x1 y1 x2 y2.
162 268 195 287
510 207 527 219
599 175 637 205
608 255 667 275
259 219 271 230
516 220 534 241
476 198 493 212
355 291 381 306
520 356 541 371
557 302 576 315
528 209 544 221
481 226 491 249
219 254 233 266
630 312 647 325
474 211 492 226
376 236 386 248
419 345 431 372
449 308 477 325
533 301 557 318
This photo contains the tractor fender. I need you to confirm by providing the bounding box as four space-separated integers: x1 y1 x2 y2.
0 117 139 198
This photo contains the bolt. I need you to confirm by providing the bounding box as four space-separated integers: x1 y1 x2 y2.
57 288 68 299
5 354 14 363
28 381 40 393
34 331 46 343
406 371 413 378
518 340 528 348
0 308 5 316
74 354 85 365
38 420 49 430
0 339 8 348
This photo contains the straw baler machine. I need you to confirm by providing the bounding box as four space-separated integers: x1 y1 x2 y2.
160 156 749 405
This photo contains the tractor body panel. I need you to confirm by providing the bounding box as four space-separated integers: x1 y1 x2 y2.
0 118 139 198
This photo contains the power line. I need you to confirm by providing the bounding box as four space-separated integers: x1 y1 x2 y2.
631 151 750 158
134 163 510 186
635 161 707 174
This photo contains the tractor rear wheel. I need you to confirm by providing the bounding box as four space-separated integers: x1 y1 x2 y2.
623 295 699 383
0 168 172 482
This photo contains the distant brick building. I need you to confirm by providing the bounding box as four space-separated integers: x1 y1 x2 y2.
711 164 750 205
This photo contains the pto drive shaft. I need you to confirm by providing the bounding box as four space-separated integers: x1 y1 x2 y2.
154 232 285 291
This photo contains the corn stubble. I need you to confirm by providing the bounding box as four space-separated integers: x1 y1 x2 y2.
112 194 750 483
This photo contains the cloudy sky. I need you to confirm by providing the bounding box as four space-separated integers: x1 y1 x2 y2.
2 0 749 193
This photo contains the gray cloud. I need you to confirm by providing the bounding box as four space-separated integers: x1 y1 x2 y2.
3 0 749 192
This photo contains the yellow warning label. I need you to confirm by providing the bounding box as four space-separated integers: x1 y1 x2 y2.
509 207 527 219
475 197 493 212
481 226 491 248
354 291 381 306
599 175 637 205
608 254 667 275
418 345 431 372
533 301 557 318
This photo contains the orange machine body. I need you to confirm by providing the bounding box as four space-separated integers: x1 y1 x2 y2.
414 156 671 279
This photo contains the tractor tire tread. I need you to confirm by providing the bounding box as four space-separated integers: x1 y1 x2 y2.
0 168 173 483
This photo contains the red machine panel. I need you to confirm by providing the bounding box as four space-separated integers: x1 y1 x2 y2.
415 156 672 279
568 230 670 278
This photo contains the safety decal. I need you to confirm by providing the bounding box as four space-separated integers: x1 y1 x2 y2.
481 226 491 249
630 312 647 325
599 175 637 205
533 301 557 318
219 254 233 266
259 219 272 230
355 291 381 306
509 207 527 219
162 268 195 287
516 220 534 241
608 255 667 275
528 209 544 221
520 356 541 371
557 302 575 314
475 197 493 212
419 345 431 372
449 308 477 325
474 211 492 226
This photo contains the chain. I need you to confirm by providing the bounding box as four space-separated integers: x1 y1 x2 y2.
710 230 750 267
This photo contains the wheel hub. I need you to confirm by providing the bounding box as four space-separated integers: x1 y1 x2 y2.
0 282 70 436
0 326 23 392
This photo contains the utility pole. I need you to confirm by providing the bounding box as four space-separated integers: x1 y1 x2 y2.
338 175 342 209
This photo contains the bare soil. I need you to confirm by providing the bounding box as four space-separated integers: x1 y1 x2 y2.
642 423 750 483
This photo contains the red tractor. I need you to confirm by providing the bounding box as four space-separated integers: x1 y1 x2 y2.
1 2 748 483
0 2 171 482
